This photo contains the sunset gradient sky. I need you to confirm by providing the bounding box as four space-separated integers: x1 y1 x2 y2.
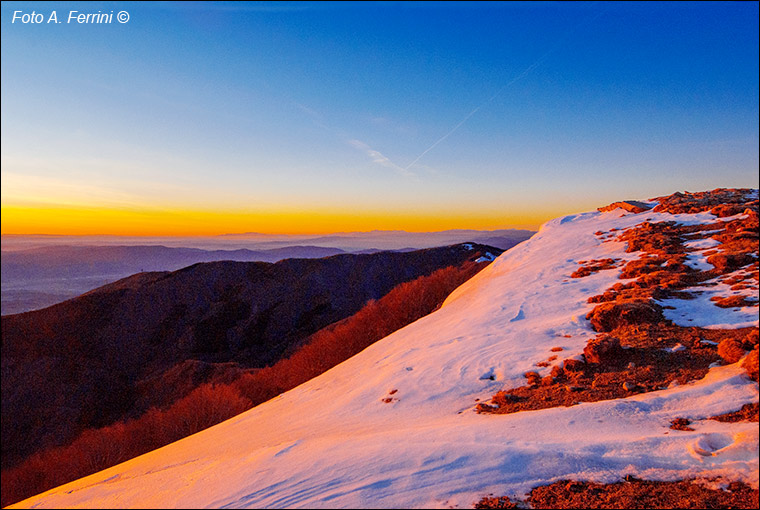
1 1 758 235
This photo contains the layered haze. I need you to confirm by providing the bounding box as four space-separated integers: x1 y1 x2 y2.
1 229 533 314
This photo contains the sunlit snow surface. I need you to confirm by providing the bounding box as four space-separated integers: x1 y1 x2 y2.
16 201 759 509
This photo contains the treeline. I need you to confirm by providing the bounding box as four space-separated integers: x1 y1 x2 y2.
1 261 485 506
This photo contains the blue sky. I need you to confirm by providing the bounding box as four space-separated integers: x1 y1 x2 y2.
1 1 758 234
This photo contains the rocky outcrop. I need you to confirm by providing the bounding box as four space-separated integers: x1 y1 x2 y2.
651 188 758 216
598 200 653 214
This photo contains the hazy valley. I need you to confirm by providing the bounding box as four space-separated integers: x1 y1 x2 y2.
2 242 505 504
1 229 532 315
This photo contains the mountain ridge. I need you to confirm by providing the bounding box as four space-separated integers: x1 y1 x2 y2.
1 243 503 474
8 189 759 508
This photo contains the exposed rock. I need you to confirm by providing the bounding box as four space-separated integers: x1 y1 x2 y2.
598 201 653 214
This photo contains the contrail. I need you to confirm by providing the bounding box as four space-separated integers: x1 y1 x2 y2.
404 49 554 171
405 8 603 171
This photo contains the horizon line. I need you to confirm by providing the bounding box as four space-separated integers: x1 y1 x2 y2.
1 227 537 239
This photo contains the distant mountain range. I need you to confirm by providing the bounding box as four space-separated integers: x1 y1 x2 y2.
215 228 535 251
1 243 503 474
1 230 534 314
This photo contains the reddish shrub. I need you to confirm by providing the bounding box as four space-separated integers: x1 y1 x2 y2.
710 203 751 217
718 338 747 364
744 329 759 349
742 347 759 381
524 371 541 386
586 301 664 332
706 252 756 273
571 258 620 278
711 295 756 308
235 262 484 403
1 261 488 508
0 382 251 508
670 418 694 431
475 495 519 508
711 402 760 423
583 336 624 365
563 359 585 372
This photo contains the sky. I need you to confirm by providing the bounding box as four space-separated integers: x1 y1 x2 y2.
1 1 758 236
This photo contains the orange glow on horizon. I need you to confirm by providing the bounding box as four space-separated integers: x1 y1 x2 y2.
1 205 550 236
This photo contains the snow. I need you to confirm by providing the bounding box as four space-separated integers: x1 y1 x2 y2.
684 238 720 250
474 252 496 263
15 197 759 509
659 275 759 330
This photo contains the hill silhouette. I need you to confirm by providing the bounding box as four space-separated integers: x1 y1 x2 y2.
1 243 503 471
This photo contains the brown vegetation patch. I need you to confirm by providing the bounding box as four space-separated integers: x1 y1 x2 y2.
474 496 519 509
476 324 744 415
571 258 622 278
741 347 759 381
479 189 758 416
711 295 757 308
717 329 758 367
586 301 665 333
718 338 749 364
670 418 695 431
474 479 759 509
651 188 758 216
710 402 759 423
583 335 624 364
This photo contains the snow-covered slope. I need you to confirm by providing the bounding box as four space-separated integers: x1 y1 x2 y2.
15 194 759 509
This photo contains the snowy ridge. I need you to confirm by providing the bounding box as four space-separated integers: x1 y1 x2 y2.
15 198 759 509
